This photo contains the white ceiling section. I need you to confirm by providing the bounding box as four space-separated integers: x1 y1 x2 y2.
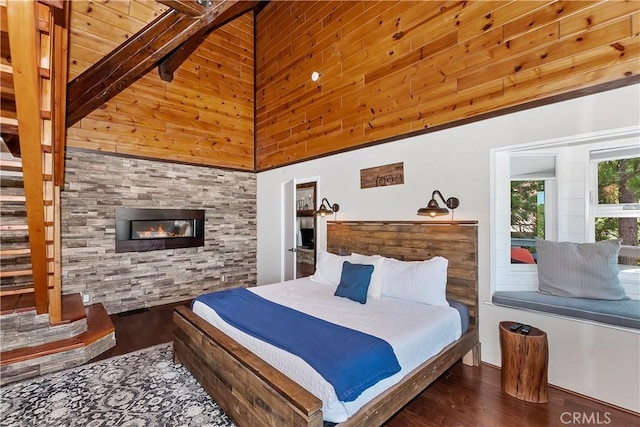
510 155 556 180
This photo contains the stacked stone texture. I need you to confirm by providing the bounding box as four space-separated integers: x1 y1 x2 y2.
61 150 257 314
0 311 87 352
0 332 115 385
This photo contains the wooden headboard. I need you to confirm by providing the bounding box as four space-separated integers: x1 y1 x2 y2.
327 220 479 327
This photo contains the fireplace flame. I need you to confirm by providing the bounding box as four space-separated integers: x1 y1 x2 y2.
135 222 188 239
135 220 193 239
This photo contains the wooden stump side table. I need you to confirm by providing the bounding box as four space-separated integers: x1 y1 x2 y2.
499 321 549 403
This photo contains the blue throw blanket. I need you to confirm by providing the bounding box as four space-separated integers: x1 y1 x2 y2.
195 288 401 402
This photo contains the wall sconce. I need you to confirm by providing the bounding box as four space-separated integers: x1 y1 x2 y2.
317 198 339 217
417 190 459 219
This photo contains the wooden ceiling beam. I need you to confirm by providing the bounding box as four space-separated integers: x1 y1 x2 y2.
158 0 258 82
66 0 240 128
157 0 210 17
38 0 65 10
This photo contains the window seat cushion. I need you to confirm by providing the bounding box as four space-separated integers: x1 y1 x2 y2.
492 291 640 330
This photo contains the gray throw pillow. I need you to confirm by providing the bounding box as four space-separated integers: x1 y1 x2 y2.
535 239 627 300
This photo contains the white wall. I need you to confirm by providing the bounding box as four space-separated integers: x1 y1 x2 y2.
256 84 640 412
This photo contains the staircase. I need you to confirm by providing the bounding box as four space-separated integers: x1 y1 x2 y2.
0 0 114 384
1 161 32 295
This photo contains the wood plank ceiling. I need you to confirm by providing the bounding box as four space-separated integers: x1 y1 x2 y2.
255 0 640 170
66 0 256 170
64 1 640 172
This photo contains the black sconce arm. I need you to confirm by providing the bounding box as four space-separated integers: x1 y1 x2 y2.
432 190 459 210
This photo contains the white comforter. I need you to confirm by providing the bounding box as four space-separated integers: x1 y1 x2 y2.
192 277 461 423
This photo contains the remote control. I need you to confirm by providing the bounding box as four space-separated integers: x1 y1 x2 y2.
520 325 531 335
509 323 523 331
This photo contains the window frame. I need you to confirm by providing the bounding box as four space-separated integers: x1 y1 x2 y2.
586 141 640 286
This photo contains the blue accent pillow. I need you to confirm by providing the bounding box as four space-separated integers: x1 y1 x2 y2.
334 261 374 304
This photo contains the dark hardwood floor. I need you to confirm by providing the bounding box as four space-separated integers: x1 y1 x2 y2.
90 300 191 362
92 301 639 426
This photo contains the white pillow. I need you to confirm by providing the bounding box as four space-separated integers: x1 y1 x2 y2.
310 250 350 285
381 256 449 306
350 252 384 299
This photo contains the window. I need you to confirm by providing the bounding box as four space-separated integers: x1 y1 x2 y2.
492 127 640 298
589 148 640 267
509 155 556 264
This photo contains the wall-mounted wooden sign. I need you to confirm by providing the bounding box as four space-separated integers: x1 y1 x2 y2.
360 162 404 189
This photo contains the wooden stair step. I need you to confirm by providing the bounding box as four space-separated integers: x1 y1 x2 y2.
0 88 13 98
0 117 18 135
39 67 50 80
0 224 28 231
0 48 48 79
0 269 33 280
0 159 22 172
0 247 30 256
0 284 34 296
51 293 86 325
0 303 114 366
0 63 13 76
0 134 20 158
76 303 116 344
37 16 50 34
0 291 35 315
0 194 26 203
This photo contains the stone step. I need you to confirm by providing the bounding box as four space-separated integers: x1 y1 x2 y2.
0 302 114 367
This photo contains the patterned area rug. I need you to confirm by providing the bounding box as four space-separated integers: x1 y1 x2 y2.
0 343 235 427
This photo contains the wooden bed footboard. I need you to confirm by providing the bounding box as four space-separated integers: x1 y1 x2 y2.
335 327 479 427
174 305 479 427
173 305 323 427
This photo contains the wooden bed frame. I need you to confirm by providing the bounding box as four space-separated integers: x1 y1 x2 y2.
173 220 479 427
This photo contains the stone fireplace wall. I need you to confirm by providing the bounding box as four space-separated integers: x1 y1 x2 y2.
61 149 257 314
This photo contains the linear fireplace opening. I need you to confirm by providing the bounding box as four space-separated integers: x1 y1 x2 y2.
131 219 195 240
116 208 204 253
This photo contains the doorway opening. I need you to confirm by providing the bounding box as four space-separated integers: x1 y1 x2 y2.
295 182 317 278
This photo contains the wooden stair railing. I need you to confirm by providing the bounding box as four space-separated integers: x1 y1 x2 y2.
3 0 69 322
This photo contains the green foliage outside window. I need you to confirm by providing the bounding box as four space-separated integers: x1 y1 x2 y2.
597 157 640 266
596 158 640 246
511 180 544 240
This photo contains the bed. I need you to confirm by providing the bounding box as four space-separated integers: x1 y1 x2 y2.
173 220 479 427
